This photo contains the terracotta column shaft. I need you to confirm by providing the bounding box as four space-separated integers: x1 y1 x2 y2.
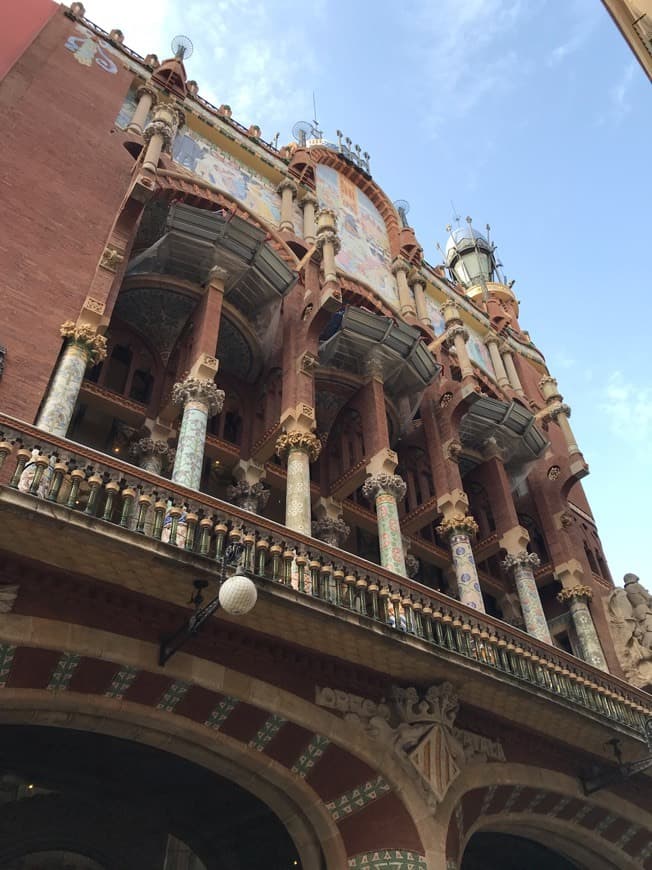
301 194 318 245
277 179 298 233
484 334 510 388
501 346 524 395
392 259 416 318
409 274 430 327
127 85 157 135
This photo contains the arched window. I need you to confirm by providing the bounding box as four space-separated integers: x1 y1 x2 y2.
104 344 132 394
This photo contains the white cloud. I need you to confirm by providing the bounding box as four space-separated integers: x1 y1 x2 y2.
84 0 324 136
600 370 652 455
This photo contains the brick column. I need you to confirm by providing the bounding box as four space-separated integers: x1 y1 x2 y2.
502 551 551 642
276 431 321 535
437 513 484 612
171 377 224 490
37 322 107 437
277 178 298 233
127 84 157 135
557 585 608 670
362 472 408 576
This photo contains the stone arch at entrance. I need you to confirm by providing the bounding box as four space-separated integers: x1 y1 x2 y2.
0 615 438 868
440 765 651 870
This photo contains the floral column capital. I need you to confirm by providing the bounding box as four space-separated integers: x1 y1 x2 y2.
312 516 351 548
276 177 298 196
314 230 342 257
227 479 270 513
437 513 479 539
502 551 541 572
557 584 593 603
275 430 322 462
362 472 407 502
172 377 224 416
59 321 107 364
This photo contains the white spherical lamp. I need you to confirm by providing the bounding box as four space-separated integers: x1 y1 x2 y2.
218 574 257 615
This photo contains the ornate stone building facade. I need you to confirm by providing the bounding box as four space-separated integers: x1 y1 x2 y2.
0 4 650 869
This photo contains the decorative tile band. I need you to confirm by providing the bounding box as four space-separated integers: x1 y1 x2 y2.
157 680 190 712
327 774 391 822
105 665 138 699
204 696 238 730
47 652 80 691
249 713 286 752
347 850 428 869
0 643 16 688
291 734 330 778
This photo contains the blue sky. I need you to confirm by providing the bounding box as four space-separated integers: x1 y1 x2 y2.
88 0 650 587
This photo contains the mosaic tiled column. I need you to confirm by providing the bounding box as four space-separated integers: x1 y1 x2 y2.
226 480 270 515
312 515 350 549
557 585 608 670
275 431 322 535
362 473 408 576
171 377 224 490
437 514 485 612
36 322 107 437
502 551 552 642
129 438 174 476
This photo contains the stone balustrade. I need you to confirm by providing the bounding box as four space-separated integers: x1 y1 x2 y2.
0 413 650 738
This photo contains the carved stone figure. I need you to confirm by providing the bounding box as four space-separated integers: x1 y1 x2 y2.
606 574 652 688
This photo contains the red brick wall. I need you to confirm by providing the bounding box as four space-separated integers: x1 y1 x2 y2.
0 0 56 81
0 10 136 423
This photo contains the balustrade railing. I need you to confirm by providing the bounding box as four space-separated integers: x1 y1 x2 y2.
0 414 650 738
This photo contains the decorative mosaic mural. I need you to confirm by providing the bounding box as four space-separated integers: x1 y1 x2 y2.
65 24 119 74
315 165 398 307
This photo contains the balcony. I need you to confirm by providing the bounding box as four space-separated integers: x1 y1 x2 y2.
0 412 650 758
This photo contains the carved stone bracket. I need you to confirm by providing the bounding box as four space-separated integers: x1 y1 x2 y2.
99 245 125 273
171 377 224 416
362 472 407 502
59 321 107 364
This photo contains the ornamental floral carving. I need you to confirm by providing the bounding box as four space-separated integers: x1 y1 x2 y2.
557 585 593 603
0 584 19 613
226 480 270 512
436 514 479 539
546 402 572 421
362 472 407 502
59 321 107 364
444 324 469 349
547 465 561 480
143 118 175 147
315 683 504 807
276 178 298 195
439 392 454 408
171 377 224 416
390 257 410 276
314 230 342 256
129 438 173 459
275 430 322 462
405 553 420 579
502 551 541 572
312 516 351 547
